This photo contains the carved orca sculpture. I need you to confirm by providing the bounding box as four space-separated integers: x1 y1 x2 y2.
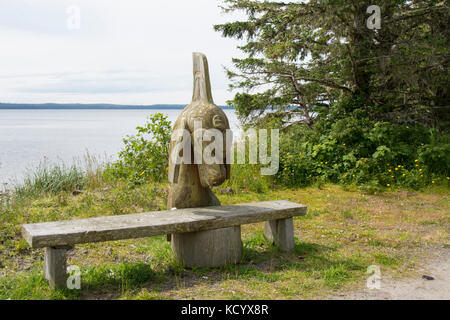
167 53 231 209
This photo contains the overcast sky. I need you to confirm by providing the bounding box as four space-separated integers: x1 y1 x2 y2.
0 0 245 105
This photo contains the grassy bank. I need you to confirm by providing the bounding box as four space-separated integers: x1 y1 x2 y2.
0 164 448 299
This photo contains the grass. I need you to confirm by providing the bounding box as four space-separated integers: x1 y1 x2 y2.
13 153 105 198
0 166 448 300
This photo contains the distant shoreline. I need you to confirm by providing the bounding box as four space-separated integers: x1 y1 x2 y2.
0 103 232 110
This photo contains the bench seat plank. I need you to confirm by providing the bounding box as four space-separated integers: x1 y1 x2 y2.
22 200 306 248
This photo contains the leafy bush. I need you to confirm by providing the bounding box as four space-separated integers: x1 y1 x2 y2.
104 113 172 186
417 131 450 176
274 99 449 190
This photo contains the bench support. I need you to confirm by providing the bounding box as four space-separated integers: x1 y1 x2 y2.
264 218 295 251
171 226 242 268
44 246 71 289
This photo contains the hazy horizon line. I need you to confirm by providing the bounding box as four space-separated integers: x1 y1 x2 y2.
0 102 232 110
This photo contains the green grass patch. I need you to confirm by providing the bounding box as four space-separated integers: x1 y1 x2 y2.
372 253 400 266
0 168 447 299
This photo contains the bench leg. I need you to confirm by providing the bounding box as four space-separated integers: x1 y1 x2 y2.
171 226 242 268
44 246 71 289
264 218 295 252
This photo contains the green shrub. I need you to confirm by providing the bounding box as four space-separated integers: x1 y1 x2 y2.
273 99 449 190
418 131 450 176
104 113 172 186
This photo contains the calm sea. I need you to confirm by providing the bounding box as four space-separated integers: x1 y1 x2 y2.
0 109 239 185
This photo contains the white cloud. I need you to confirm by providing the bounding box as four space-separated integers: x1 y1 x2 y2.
0 0 245 105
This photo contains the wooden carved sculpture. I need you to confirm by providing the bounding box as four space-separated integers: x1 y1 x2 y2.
167 53 230 209
167 53 242 267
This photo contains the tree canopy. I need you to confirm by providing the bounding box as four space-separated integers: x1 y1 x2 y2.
214 1 449 189
214 0 449 130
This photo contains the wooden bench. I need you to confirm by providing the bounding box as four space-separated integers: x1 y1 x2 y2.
22 200 307 289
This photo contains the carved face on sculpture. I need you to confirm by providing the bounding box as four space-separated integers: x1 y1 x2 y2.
188 104 231 188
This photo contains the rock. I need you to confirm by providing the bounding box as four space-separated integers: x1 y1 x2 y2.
422 275 435 280
219 187 235 195
72 190 84 196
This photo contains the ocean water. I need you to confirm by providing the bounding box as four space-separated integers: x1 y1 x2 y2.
0 109 239 185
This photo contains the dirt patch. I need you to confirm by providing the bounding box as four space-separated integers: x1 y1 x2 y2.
330 248 450 300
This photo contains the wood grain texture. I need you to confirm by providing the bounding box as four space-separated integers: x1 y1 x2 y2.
171 226 242 267
44 247 69 289
22 200 306 248
264 218 295 251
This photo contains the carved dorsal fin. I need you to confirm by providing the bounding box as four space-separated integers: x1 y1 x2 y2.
192 52 214 104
